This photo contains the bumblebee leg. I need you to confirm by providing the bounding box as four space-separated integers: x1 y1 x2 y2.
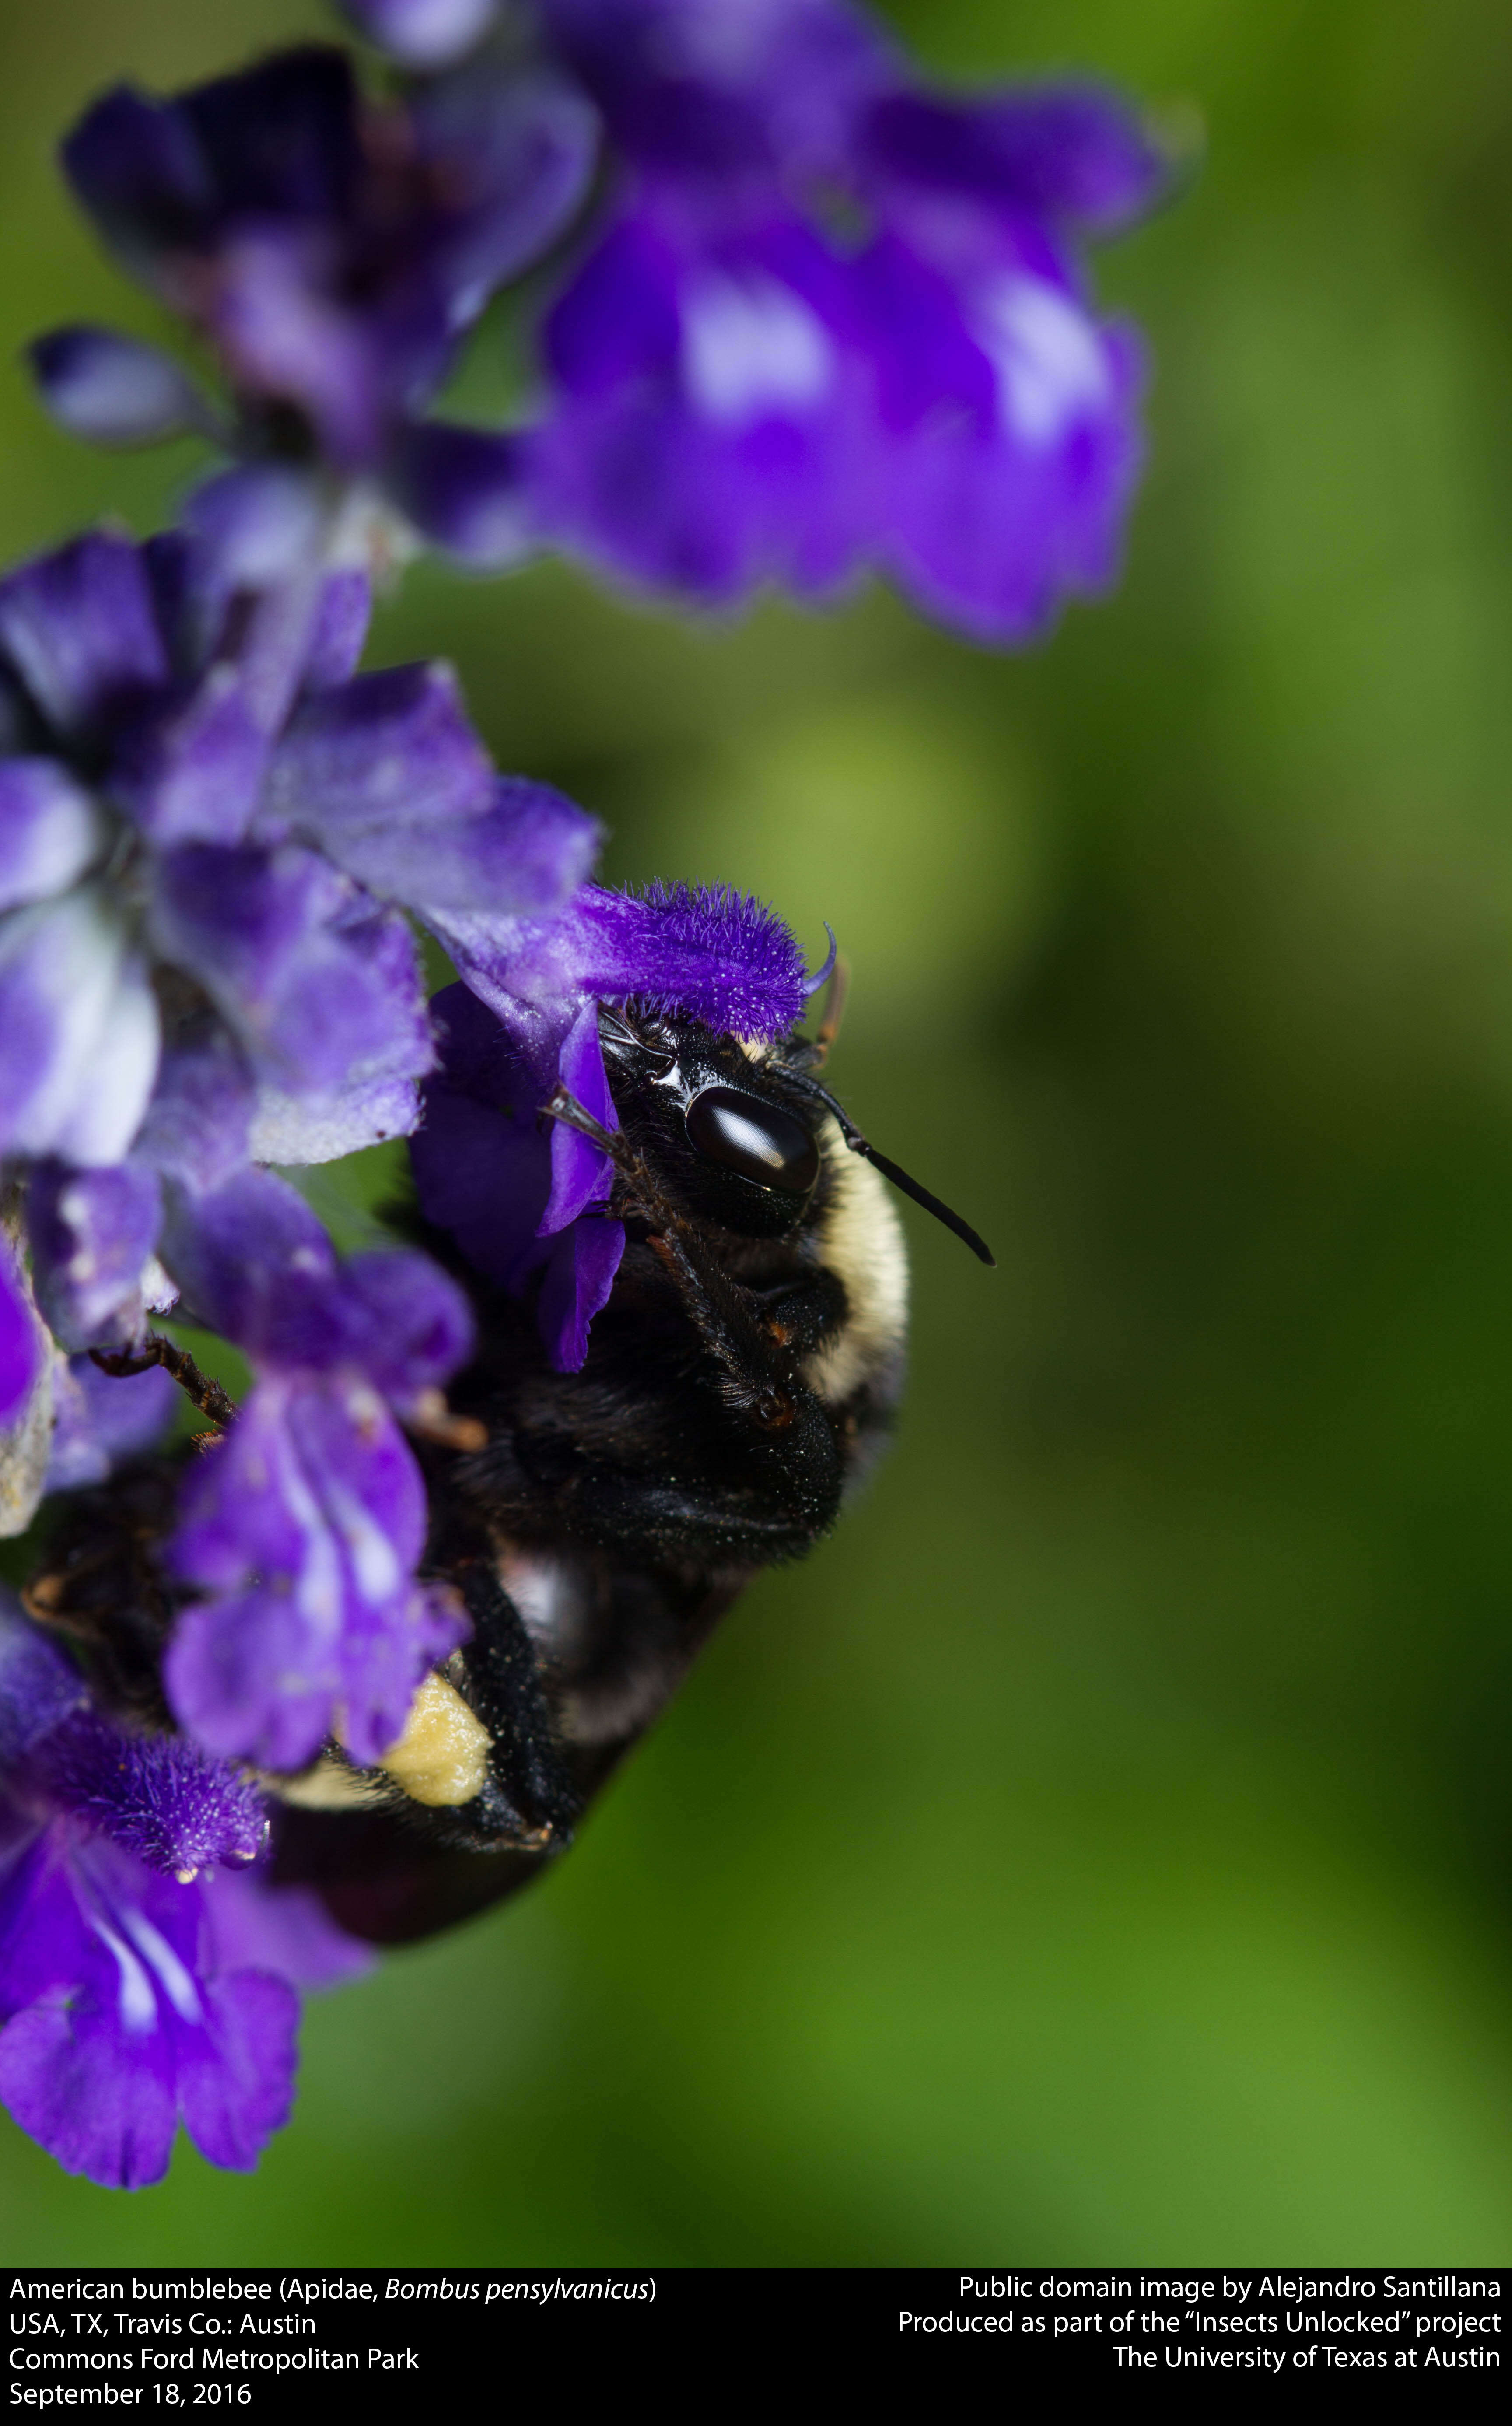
434 1560 582 1851
545 1085 800 1418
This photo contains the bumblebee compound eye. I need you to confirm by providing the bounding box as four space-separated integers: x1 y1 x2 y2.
684 1086 820 1197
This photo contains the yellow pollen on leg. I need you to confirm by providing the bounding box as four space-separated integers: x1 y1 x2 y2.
376 1672 491 1807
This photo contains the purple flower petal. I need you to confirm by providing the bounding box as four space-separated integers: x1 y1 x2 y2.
0 1879 180 2188
409 60 599 316
439 880 810 1043
334 1250 475 1406
0 1241 42 1432
262 662 494 848
158 1167 337 1357
149 843 429 1096
539 0 890 184
301 570 372 693
28 325 206 449
540 995 616 1235
207 229 394 471
860 84 1169 235
246 1072 423 1165
61 84 214 278
176 48 361 227
63 45 593 484
26 1160 163 1352
514 12 1159 645
0 891 161 1167
201 1865 373 1989
337 783 594 913
165 1374 467 1769
433 776 602 919
409 986 554 1288
384 421 534 567
411 981 625 1370
0 759 105 912
570 880 811 1034
538 1212 625 1372
0 532 167 742
164 1585 342 1775
0 1627 311 2193
182 463 328 599
338 0 499 67
527 206 876 606
46 1354 178 1492
109 663 270 847
0 1601 84 1766
160 1167 470 1396
171 1968 299 2172
133 1030 256 1195
0 1830 297 2188
867 253 1147 644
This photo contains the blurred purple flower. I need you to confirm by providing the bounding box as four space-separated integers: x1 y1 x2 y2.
0 1599 364 2189
413 879 813 1367
161 1170 472 1770
518 0 1166 639
49 42 596 553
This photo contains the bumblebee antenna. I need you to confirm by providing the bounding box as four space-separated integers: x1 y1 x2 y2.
802 922 838 997
809 951 849 1069
784 1072 996 1268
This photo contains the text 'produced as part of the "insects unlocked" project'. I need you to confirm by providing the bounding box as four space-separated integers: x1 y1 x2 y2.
5 2269 1506 2399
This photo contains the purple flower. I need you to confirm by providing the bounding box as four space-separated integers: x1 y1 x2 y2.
45 1355 178 1493
413 879 816 1367
0 521 597 1347
49 42 596 551
517 0 1166 640
0 1599 364 2189
161 1170 472 1770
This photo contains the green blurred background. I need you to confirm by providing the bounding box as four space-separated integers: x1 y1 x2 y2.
4 0 1512 2261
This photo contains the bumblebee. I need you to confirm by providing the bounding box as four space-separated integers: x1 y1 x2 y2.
32 973 991 1946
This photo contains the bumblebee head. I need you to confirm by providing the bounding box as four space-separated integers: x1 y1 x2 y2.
599 1008 823 1240
598 1001 994 1265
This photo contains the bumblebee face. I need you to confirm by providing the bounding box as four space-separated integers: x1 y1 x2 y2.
600 1009 823 1239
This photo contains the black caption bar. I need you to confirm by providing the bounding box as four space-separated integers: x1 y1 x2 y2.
4 2269 1505 2405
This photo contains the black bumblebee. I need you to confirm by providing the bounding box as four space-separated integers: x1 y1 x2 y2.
30 973 991 1946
